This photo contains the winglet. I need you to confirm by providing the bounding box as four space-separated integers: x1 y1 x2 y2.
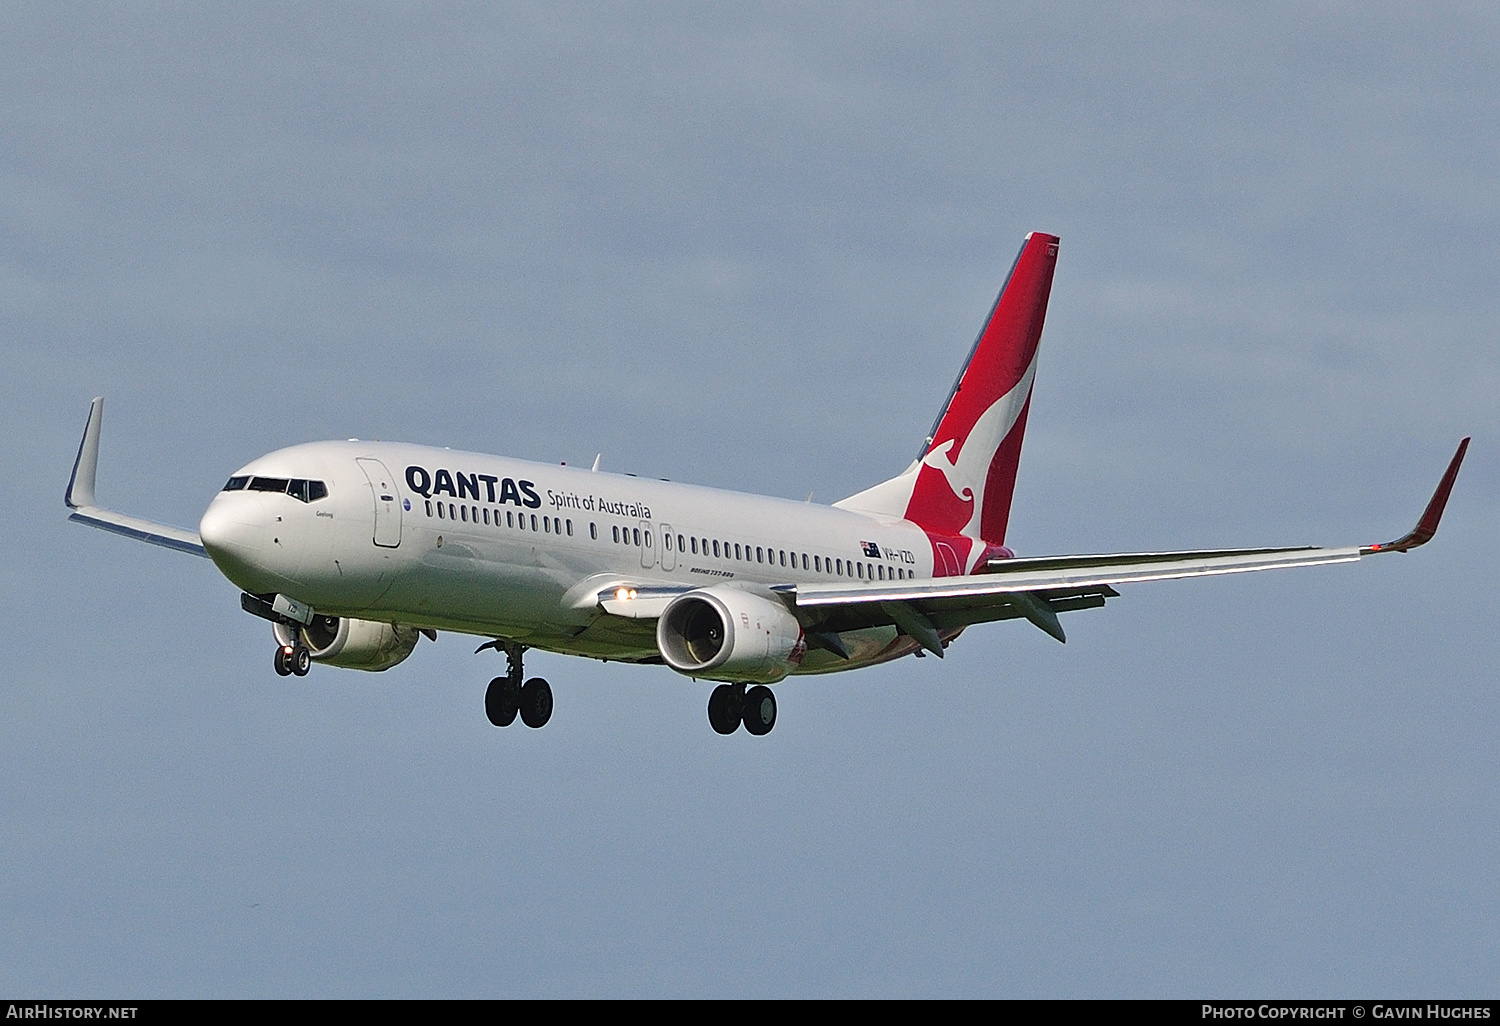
66 397 104 509
1365 437 1470 554
63 396 209 557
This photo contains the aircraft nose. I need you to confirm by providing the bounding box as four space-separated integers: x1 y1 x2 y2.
199 496 274 587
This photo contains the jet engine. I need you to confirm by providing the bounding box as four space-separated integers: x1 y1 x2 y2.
656 585 806 683
273 615 420 672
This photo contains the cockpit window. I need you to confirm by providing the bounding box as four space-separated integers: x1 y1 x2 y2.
243 476 328 502
223 476 250 491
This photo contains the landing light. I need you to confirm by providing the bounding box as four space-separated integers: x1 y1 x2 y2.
614 588 638 601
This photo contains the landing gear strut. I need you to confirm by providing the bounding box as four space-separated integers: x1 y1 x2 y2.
707 683 777 735
485 641 551 729
274 644 310 677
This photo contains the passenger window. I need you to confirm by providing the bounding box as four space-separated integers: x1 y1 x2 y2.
425 500 432 517
802 554 809 570
857 562 863 579
482 508 489 525
633 528 641 546
779 551 786 567
733 543 741 560
543 517 550 533
644 530 651 547
590 522 597 540
507 511 514 528
678 534 685 552
690 537 698 554
664 534 672 551
836 559 843 575
813 555 820 572
437 503 445 519
460 506 467 523
712 540 720 557
567 520 573 537
529 515 537 531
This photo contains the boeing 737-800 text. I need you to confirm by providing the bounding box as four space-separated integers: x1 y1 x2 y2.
65 233 1469 735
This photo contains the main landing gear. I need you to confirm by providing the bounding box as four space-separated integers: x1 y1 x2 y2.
484 641 552 729
707 683 776 736
273 644 311 677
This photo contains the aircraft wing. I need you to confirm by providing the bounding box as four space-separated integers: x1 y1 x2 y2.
780 438 1470 652
65 397 209 557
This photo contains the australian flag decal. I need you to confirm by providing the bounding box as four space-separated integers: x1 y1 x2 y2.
860 541 881 558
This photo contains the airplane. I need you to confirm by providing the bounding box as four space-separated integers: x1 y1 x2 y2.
64 232 1469 736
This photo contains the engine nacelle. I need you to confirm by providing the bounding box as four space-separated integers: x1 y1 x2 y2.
273 615 420 672
656 585 807 683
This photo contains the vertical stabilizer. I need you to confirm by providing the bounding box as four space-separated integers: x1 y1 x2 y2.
836 233 1058 570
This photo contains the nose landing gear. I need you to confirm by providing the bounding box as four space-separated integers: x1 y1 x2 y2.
483 641 551 729
274 644 311 677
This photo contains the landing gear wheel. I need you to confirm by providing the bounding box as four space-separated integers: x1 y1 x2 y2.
485 675 520 727
742 685 776 736
707 684 743 735
292 647 311 676
520 677 553 728
274 646 293 676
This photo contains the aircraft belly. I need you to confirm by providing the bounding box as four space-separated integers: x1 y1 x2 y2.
346 535 595 639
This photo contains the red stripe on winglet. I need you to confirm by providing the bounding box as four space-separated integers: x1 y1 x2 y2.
1382 437 1470 552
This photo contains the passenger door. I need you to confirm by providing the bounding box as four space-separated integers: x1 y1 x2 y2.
356 457 402 548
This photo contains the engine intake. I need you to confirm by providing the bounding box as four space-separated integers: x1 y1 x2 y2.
657 585 806 683
273 615 420 671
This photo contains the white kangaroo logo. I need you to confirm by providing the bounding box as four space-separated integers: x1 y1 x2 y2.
921 354 1038 551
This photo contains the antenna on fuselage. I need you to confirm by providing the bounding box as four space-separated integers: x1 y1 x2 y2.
591 454 601 472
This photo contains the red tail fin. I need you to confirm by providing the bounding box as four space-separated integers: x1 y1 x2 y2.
835 233 1058 569
912 232 1056 541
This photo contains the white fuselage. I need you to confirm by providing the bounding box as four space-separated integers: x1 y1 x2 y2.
198 441 942 673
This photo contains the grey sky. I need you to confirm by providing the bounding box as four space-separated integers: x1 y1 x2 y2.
2 3 1496 996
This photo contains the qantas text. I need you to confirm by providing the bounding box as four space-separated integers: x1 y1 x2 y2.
406 466 541 508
